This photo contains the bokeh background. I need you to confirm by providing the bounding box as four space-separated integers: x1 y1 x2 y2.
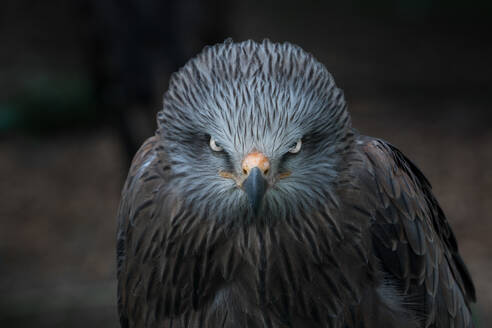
1 0 491 326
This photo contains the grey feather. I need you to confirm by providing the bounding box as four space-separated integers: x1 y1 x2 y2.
116 40 475 328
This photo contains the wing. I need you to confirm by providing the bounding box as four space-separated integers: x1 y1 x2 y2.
116 136 162 327
116 136 235 327
352 136 476 327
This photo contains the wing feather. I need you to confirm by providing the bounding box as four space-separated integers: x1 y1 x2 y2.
117 137 214 327
354 136 475 327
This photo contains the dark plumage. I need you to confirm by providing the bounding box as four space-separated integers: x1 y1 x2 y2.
116 40 475 327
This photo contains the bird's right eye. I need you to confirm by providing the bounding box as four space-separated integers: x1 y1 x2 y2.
209 136 223 152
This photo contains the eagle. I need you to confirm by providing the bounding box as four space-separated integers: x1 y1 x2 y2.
116 40 476 328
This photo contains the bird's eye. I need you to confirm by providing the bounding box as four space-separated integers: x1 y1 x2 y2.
209 136 223 152
288 139 302 154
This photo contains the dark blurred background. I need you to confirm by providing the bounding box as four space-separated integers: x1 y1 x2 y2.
0 0 491 326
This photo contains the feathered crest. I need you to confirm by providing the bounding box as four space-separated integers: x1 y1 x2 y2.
154 39 354 226
158 39 350 157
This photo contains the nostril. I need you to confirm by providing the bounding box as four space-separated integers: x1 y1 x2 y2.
264 168 269 175
243 168 248 175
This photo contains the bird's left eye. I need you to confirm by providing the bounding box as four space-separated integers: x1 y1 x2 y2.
209 136 223 152
288 139 302 154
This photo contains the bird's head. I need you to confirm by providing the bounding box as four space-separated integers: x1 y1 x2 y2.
158 40 353 224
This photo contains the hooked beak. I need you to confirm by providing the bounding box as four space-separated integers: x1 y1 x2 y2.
241 152 270 215
242 167 267 214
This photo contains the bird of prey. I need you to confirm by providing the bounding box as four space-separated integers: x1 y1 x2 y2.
116 40 476 328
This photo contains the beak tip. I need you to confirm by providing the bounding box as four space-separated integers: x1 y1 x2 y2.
242 167 267 214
